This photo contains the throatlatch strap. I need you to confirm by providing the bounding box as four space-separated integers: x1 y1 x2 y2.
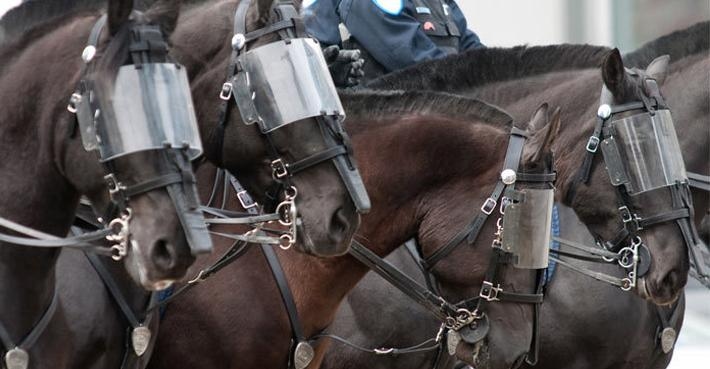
261 244 307 342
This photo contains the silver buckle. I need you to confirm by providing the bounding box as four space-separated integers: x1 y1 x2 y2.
236 190 257 210
104 174 126 196
67 93 82 113
479 281 501 302
219 82 233 100
271 159 289 179
480 198 497 215
586 136 600 153
619 206 642 231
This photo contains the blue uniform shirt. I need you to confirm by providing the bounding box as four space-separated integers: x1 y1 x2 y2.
303 0 483 72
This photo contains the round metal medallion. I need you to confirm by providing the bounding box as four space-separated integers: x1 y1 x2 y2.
500 169 517 185
131 326 152 357
81 45 97 63
597 104 612 119
293 341 314 369
660 327 676 354
231 34 246 51
4 347 29 369
459 315 490 344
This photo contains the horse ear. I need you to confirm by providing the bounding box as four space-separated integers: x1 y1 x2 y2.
256 0 275 21
107 0 135 36
145 0 181 37
523 104 561 165
602 48 625 95
526 103 549 134
645 55 670 85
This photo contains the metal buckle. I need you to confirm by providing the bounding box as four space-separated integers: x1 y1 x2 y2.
219 82 233 100
67 93 82 113
586 136 600 153
479 281 501 302
104 174 126 196
270 159 289 179
236 190 257 210
480 198 497 215
619 206 642 231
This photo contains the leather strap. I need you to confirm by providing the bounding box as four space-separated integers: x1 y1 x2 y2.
423 129 527 269
85 252 147 328
123 173 184 198
349 241 455 323
0 288 59 352
261 243 306 342
0 216 111 250
287 146 348 175
688 172 710 191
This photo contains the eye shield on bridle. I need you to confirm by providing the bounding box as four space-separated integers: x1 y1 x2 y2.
600 109 687 195
222 30 370 213
69 15 212 256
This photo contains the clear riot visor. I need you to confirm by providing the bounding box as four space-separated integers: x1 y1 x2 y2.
232 38 345 132
93 63 202 161
501 188 554 269
601 109 687 194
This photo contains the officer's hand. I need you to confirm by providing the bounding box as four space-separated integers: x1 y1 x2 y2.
322 45 366 88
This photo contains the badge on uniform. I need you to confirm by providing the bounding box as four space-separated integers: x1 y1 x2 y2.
372 0 404 15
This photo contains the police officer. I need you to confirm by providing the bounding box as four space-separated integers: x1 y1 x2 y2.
303 0 484 76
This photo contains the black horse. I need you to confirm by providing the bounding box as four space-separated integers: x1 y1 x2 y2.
0 0 201 367
321 23 708 369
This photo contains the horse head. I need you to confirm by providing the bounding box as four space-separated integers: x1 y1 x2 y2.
181 0 365 257
66 0 205 289
569 48 692 305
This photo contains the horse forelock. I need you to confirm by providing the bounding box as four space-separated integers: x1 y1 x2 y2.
368 44 612 91
341 89 514 131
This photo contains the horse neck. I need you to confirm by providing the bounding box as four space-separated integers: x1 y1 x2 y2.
279 116 504 333
464 69 604 201
664 54 709 175
0 15 91 340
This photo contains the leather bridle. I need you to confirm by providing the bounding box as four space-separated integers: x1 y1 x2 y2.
211 0 364 222
558 75 701 291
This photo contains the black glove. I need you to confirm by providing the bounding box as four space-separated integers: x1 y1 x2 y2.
322 45 365 88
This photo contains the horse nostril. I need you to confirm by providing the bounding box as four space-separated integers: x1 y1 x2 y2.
328 208 350 244
661 270 686 291
151 238 176 271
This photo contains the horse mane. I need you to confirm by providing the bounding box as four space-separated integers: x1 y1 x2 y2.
341 89 514 129
367 44 611 91
622 21 710 68
0 0 106 44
